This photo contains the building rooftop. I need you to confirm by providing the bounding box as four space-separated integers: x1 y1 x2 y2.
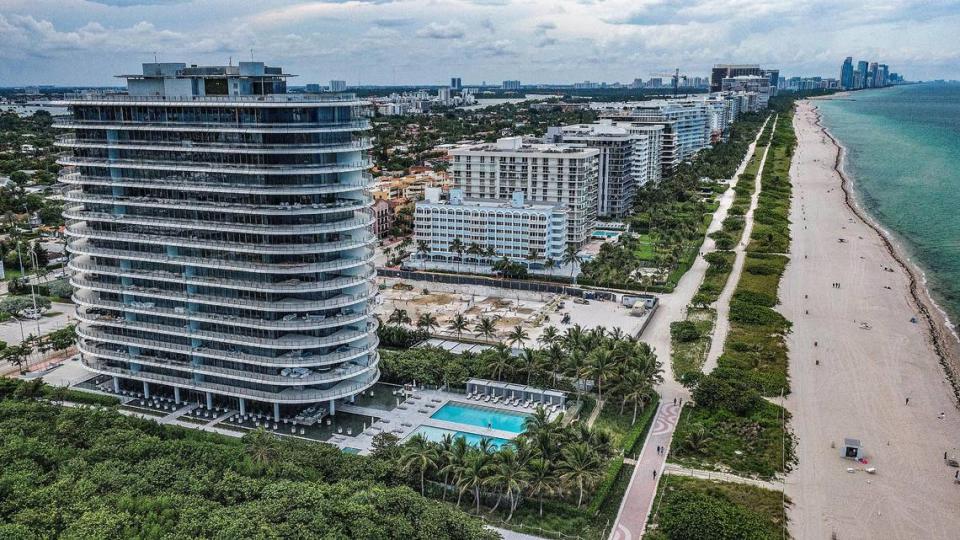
453 136 598 156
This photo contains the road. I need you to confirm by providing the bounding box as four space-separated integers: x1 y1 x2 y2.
0 301 76 346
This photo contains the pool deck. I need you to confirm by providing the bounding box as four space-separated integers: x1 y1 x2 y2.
335 389 557 454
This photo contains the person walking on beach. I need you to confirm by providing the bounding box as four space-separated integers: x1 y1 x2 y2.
906 397 910 405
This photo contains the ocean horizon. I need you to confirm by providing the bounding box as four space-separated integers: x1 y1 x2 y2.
816 83 960 332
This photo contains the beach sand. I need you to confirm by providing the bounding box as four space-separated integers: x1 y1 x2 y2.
781 101 960 539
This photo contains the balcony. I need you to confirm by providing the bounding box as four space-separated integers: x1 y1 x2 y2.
68 257 374 293
76 310 377 349
67 241 373 274
55 134 373 155
61 185 370 214
54 93 368 105
58 156 372 176
63 174 372 196
73 292 373 332
77 325 378 368
70 276 376 312
64 207 373 236
53 118 372 134
82 356 381 404
78 341 378 387
66 223 374 255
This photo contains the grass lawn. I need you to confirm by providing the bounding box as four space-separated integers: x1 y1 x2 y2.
670 308 716 385
668 400 794 480
646 475 788 540
695 251 736 305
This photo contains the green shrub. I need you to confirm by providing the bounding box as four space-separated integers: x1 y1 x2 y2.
586 457 624 515
670 320 701 343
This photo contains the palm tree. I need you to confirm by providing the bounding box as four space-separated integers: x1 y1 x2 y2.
416 312 439 334
388 308 411 326
401 434 439 495
489 447 530 521
616 370 656 425
538 325 560 347
467 242 484 272
561 244 584 284
557 442 603 508
544 343 566 386
458 452 491 514
244 428 278 466
583 347 616 402
449 237 465 274
474 316 497 342
506 325 529 349
544 257 556 274
526 247 540 269
519 347 537 385
448 312 469 340
484 343 513 381
442 437 470 503
416 239 430 260
525 458 555 517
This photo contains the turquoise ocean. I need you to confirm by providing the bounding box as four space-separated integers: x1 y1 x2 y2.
816 83 960 330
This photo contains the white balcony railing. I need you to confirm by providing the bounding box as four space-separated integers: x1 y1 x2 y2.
79 341 378 387
76 325 378 368
66 241 373 274
58 156 371 176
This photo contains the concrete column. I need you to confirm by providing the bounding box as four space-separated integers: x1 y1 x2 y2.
273 402 280 422
143 381 150 399
173 387 181 404
349 393 356 403
112 376 120 393
239 398 246 416
205 392 213 410
329 399 336 415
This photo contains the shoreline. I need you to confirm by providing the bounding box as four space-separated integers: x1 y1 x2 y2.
806 100 960 403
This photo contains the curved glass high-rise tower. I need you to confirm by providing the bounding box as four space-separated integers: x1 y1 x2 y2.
55 62 378 421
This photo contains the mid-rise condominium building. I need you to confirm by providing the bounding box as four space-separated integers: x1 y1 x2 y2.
450 136 598 246
55 62 379 422
597 100 710 176
710 64 764 92
414 188 567 267
546 121 662 217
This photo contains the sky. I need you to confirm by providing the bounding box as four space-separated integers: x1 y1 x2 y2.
1 0 958 86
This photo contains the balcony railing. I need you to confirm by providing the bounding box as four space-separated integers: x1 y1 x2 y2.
66 223 374 255
70 276 375 312
77 310 376 349
64 207 372 236
55 93 367 104
55 134 373 154
58 156 371 175
73 292 373 332
66 241 373 274
61 187 369 215
82 357 381 404
77 325 378 368
79 341 378 386
68 257 374 293
63 176 371 197
53 119 372 134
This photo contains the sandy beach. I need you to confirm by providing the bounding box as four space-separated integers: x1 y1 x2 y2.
782 101 960 539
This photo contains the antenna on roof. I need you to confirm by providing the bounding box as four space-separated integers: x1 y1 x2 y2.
154 52 158 63
250 48 254 61
228 56 232 66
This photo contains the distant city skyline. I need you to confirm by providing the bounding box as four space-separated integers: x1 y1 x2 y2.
1 0 958 86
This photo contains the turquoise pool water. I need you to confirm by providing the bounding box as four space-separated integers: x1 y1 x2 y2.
430 402 529 433
592 230 620 238
406 425 510 449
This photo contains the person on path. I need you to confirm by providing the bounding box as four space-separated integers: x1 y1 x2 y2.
906 397 910 405
652 470 657 479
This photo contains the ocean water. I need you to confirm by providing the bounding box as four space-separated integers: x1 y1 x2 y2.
816 83 960 327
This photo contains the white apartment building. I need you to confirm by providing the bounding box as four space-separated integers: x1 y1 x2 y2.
450 137 598 246
414 188 567 267
721 76 771 110
547 121 663 218
596 101 710 175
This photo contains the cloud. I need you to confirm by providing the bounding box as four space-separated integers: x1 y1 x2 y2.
415 21 466 39
535 21 557 33
537 37 558 47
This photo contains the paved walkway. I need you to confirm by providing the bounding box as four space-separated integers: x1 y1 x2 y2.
703 115 777 374
608 118 771 540
663 463 780 491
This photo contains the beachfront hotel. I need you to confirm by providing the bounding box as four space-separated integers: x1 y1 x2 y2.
54 62 379 422
596 101 710 175
413 188 568 269
450 136 599 246
545 121 662 218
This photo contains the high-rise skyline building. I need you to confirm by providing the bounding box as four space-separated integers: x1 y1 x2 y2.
841 57 854 90
55 62 379 422
330 79 347 92
856 61 869 88
502 80 521 91
450 77 462 90
710 64 763 92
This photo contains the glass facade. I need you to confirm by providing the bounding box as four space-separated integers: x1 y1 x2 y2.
55 91 379 419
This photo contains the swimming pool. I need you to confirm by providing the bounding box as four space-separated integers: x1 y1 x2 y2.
406 425 510 449
430 402 529 434
592 230 621 239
